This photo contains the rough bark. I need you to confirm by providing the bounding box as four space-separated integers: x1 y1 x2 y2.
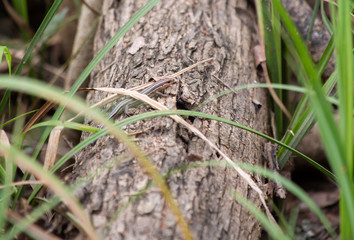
74 0 269 239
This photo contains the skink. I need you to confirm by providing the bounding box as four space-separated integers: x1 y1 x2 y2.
98 77 175 129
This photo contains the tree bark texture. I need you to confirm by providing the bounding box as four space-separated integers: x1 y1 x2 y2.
74 0 269 239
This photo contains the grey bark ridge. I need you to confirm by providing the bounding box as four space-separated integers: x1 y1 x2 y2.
74 0 269 239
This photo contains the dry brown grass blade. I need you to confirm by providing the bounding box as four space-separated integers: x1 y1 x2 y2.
168 57 214 78
69 57 213 122
261 61 292 120
253 45 292 120
0 144 99 240
1 129 29 173
0 180 44 189
43 126 63 171
22 101 56 133
22 89 96 133
1 130 38 189
37 126 65 197
67 85 151 122
7 210 63 240
0 129 11 153
93 86 277 224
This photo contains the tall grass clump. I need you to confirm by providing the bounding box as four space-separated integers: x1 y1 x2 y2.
254 0 353 238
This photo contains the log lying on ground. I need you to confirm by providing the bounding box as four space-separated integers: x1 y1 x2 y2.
73 1 269 239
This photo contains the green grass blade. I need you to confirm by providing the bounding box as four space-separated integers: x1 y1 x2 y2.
39 8 69 45
231 190 290 240
267 1 285 138
320 1 333 35
0 143 98 240
0 46 12 121
278 71 337 168
133 110 336 180
0 165 6 180
194 83 305 113
243 164 336 238
335 0 353 178
4 197 61 240
316 36 334 77
0 0 64 116
0 46 12 75
11 0 29 24
11 0 30 40
14 0 63 75
26 97 337 201
287 208 299 239
0 150 15 236
234 162 336 238
306 0 320 43
0 110 36 129
333 0 353 238
32 109 336 181
25 120 97 134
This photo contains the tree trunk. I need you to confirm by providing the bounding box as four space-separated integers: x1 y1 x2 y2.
74 0 269 239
